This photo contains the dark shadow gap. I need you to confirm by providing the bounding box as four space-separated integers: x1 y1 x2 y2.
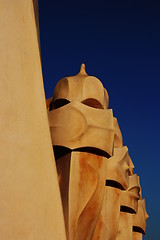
49 98 70 111
73 147 110 158
53 146 71 160
133 226 145 235
81 98 104 109
105 180 124 190
120 206 136 214
53 146 111 160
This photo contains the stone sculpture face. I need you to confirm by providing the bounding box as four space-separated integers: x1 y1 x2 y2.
50 64 109 109
48 64 114 157
46 64 148 239
106 146 131 190
93 147 132 240
133 199 149 235
120 174 140 213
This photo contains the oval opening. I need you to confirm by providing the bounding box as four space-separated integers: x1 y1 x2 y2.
49 98 70 110
81 98 104 109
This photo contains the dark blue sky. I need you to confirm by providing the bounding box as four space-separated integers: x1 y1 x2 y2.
38 1 160 239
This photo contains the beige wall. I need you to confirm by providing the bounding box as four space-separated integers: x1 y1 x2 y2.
0 1 66 239
33 0 41 54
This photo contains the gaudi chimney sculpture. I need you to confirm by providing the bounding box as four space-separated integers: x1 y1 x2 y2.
48 64 114 157
47 64 148 239
48 64 114 239
132 192 149 239
0 1 148 239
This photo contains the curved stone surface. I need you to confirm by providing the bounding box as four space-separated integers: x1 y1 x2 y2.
52 64 109 109
93 146 132 240
0 1 66 239
106 146 131 190
120 174 140 214
132 199 149 235
56 151 106 240
113 118 123 148
48 65 114 157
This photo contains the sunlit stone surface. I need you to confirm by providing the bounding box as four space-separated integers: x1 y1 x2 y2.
0 0 148 239
48 64 148 239
0 1 66 239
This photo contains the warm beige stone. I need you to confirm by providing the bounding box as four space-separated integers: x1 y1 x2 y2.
116 175 140 240
48 102 114 156
92 114 133 240
56 151 106 240
117 196 148 240
120 174 140 213
116 212 133 240
93 186 122 240
129 156 135 175
132 232 142 240
48 64 114 157
52 64 109 109
47 63 148 239
114 118 123 148
93 146 132 240
0 1 66 239
46 97 52 110
107 147 131 189
132 199 149 236
33 0 40 51
0 0 148 238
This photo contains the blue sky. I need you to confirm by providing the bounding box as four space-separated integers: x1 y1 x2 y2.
38 1 160 239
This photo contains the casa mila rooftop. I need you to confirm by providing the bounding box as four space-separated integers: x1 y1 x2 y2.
46 63 148 240
0 1 148 239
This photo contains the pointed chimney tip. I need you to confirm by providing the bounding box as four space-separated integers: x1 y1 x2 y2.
79 63 88 75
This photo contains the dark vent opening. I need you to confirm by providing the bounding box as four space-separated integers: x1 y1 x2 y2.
53 146 71 160
74 147 110 158
133 226 145 235
81 98 104 109
105 180 124 190
49 99 70 111
120 206 136 214
53 146 111 160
